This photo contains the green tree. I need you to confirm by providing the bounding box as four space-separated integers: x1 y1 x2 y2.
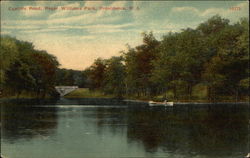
0 36 18 88
202 18 248 100
84 15 249 101
123 46 140 96
237 18 249 96
88 58 107 90
5 40 36 96
197 15 229 36
2 36 59 98
30 50 59 97
151 32 180 98
123 32 159 97
103 56 125 98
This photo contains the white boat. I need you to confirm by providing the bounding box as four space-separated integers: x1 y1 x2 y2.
148 100 174 106
246 153 250 158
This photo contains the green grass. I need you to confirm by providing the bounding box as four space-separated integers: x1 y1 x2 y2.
64 88 114 98
192 84 207 99
0 91 50 99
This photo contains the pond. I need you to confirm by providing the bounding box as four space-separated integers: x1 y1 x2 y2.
0 98 249 158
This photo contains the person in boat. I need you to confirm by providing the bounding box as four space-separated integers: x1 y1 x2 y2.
162 93 168 102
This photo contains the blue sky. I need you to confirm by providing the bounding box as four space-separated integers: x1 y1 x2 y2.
1 1 249 70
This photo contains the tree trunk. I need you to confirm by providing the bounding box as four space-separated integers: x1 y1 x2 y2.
207 86 211 101
42 90 46 99
16 90 21 98
173 86 177 100
188 84 192 100
235 88 238 102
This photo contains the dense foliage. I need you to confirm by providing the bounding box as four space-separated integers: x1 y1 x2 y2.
0 36 59 98
1 15 248 101
85 16 249 101
55 68 86 87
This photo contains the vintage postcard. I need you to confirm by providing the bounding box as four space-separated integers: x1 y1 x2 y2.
0 1 249 158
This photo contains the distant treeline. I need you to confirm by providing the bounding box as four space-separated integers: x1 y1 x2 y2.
0 15 249 100
84 15 249 101
55 68 86 87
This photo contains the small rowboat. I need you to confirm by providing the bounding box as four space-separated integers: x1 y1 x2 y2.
246 153 250 158
148 100 174 106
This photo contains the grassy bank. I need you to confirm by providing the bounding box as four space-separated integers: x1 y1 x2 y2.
1 88 247 103
65 88 249 103
64 88 114 98
0 91 45 99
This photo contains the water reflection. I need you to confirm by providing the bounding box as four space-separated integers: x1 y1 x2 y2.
93 107 127 135
1 100 58 142
1 99 249 158
126 106 249 157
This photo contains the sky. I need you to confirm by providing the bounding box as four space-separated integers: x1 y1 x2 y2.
1 1 249 70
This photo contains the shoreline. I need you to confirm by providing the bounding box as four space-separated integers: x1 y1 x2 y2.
123 99 249 105
1 88 248 104
0 97 249 105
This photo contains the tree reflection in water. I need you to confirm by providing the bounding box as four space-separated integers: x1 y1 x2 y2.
88 103 248 157
0 99 248 158
126 105 248 156
84 106 128 136
1 100 58 142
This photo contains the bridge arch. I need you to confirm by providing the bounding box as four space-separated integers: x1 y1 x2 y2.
55 86 78 96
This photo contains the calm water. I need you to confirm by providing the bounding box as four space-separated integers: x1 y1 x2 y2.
1 98 249 158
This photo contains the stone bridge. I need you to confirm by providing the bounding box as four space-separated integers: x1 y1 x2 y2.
55 86 78 96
